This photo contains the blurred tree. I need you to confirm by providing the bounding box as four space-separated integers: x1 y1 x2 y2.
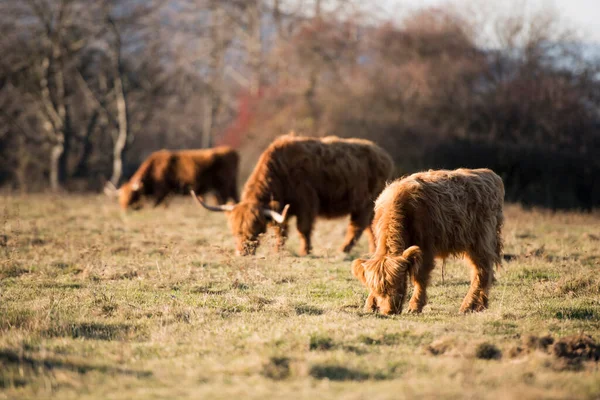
1 0 599 209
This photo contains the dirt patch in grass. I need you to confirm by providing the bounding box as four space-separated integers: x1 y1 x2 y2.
309 334 334 351
262 357 291 380
426 338 457 356
475 342 502 360
361 331 432 347
553 334 600 362
109 270 138 280
231 280 250 291
295 304 324 316
275 276 296 284
546 334 600 371
526 335 555 351
191 284 228 295
51 261 72 269
509 334 599 370
509 334 554 358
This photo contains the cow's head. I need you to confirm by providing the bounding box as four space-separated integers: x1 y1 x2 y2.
104 181 144 210
352 246 422 315
191 191 289 256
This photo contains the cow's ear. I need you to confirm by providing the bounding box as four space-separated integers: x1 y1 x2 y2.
352 258 367 285
401 246 422 276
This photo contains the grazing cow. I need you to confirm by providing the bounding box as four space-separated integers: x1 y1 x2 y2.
351 168 504 314
107 147 239 210
191 134 394 256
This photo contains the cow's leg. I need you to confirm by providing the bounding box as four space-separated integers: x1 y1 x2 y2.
408 252 434 313
296 212 314 256
364 292 378 312
460 250 494 313
229 183 240 203
214 190 227 205
340 209 372 253
494 213 504 269
153 190 169 208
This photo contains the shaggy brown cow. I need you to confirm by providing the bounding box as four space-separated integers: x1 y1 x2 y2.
191 134 394 256
108 147 239 210
352 168 504 314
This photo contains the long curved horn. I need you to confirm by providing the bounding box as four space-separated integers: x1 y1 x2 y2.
262 204 290 224
190 190 235 212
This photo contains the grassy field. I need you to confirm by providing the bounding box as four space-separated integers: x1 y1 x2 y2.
1 194 600 399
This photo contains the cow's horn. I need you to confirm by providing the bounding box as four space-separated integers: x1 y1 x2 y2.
131 181 143 191
190 190 235 212
104 181 118 197
262 204 290 224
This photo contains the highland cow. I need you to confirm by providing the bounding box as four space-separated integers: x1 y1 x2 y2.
107 147 239 210
191 134 394 256
352 168 504 314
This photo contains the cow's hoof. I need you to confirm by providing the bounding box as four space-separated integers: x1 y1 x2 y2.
459 303 487 313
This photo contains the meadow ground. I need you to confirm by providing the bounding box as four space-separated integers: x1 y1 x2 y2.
1 194 600 400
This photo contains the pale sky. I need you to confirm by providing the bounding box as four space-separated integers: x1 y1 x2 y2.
382 0 600 43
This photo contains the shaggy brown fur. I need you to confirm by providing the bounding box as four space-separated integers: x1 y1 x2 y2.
118 147 239 210
352 168 504 314
197 134 394 256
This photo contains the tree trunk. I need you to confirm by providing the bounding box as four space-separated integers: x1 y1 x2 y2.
108 16 129 186
109 68 128 185
40 50 68 191
272 0 287 83
305 0 322 131
202 92 213 148
58 104 73 183
73 110 99 178
50 140 64 192
202 2 226 149
247 0 262 95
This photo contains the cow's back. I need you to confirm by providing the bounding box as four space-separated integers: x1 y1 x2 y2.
140 150 173 189
379 168 504 256
244 135 393 217
172 147 239 194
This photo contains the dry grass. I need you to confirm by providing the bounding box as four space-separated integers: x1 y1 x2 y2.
1 194 600 399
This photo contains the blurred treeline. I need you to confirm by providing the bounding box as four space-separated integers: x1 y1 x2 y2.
1 1 599 210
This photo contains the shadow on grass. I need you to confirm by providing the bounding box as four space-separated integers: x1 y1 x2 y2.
0 348 152 379
554 307 597 320
295 304 324 316
44 322 144 341
309 334 334 351
309 364 370 381
191 285 228 295
0 263 30 279
37 281 83 289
